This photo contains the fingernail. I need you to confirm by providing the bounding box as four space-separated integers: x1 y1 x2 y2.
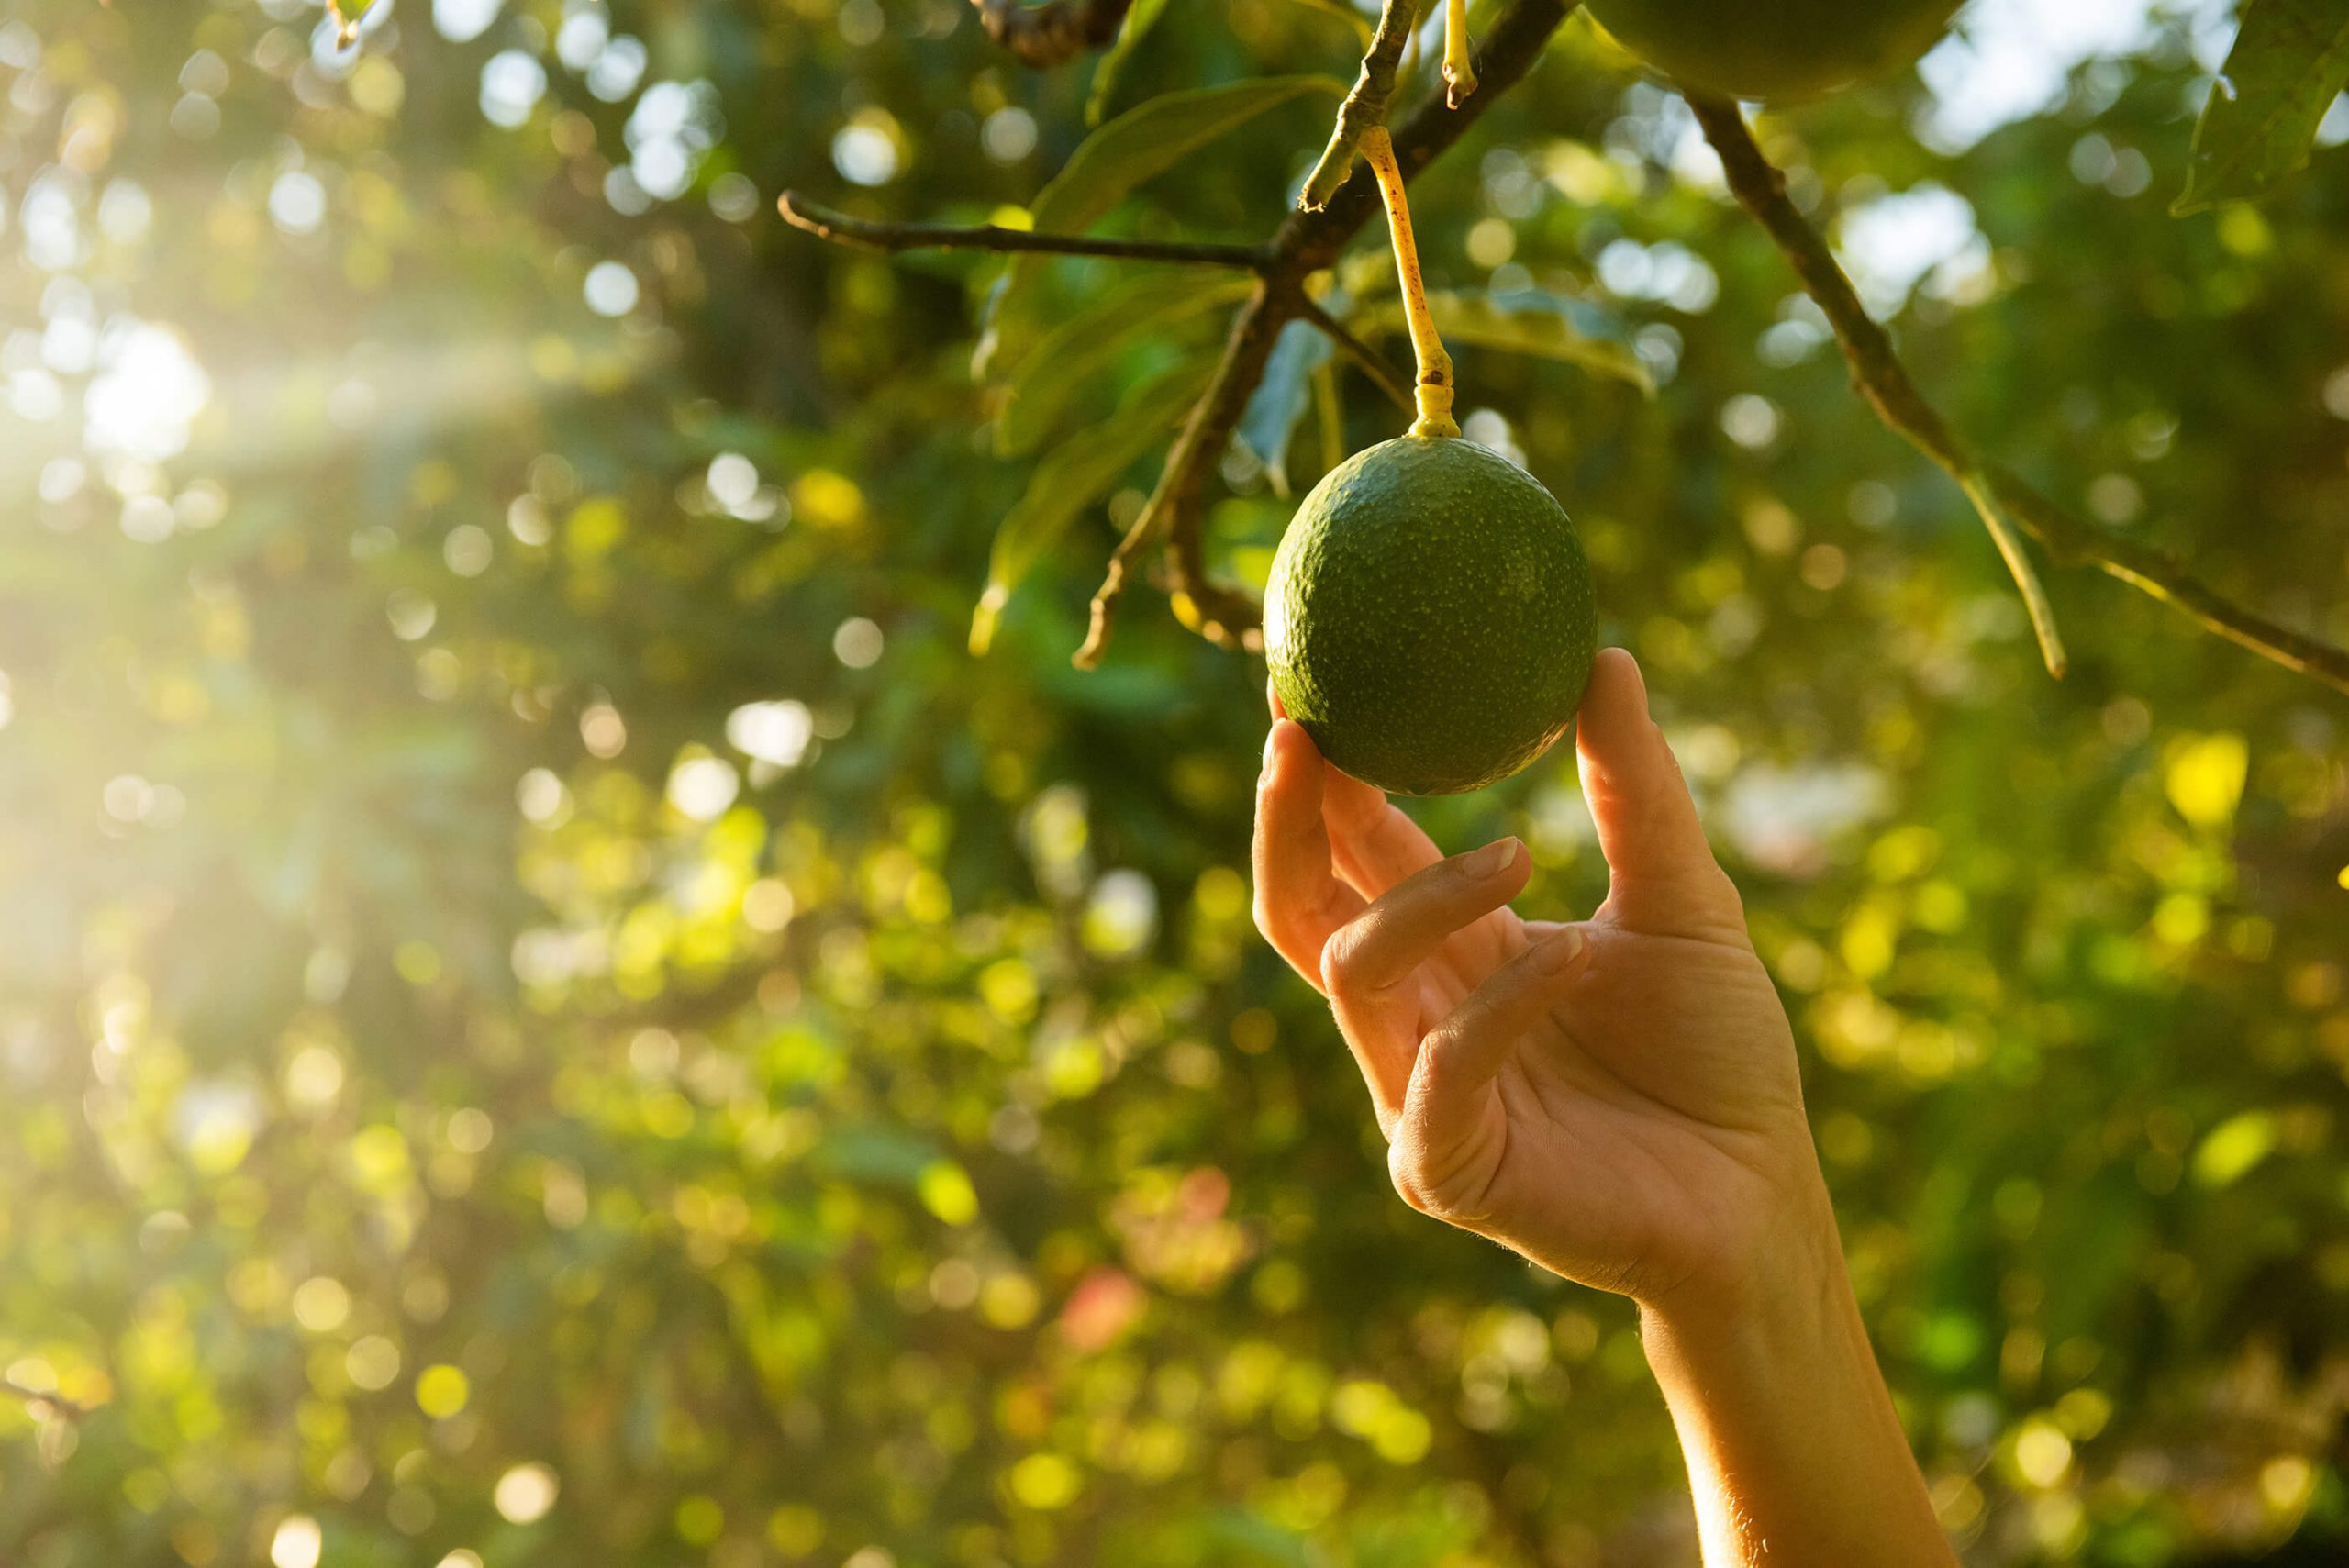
1538 928 1585 972
1261 723 1283 782
1463 837 1520 879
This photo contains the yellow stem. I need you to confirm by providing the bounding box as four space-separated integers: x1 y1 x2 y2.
1360 126 1458 439
1442 0 1477 105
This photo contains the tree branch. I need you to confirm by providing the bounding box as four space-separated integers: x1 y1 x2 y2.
785 2 1569 664
972 0 1133 68
1989 467 2349 694
1296 295 1416 414
777 193 1272 270
1688 92 2349 698
1299 0 1423 211
1076 284 1286 665
2 1377 83 1420
1286 0 1575 272
1073 0 1575 665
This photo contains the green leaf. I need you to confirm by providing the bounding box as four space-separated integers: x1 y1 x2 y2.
1086 0 1181 126
1235 317 1335 497
917 1161 981 1224
970 358 1217 655
2192 1110 2278 1188
994 272 1252 456
991 75 1341 370
1268 0 1375 47
1350 289 1655 393
818 1126 942 1184
2172 0 2349 215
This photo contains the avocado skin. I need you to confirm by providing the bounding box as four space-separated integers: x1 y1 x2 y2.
1582 0 1961 103
1266 436 1596 797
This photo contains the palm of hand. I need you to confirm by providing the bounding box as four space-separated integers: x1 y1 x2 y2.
1404 903 1809 1301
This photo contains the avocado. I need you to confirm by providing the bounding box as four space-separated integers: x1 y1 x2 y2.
1582 0 1962 102
1265 436 1597 796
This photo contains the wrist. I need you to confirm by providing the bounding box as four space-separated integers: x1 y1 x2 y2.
1638 1144 1844 1341
1636 1189 1854 1415
1632 1167 1956 1567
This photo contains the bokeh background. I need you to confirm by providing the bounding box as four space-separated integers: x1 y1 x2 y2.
2 0 2346 1563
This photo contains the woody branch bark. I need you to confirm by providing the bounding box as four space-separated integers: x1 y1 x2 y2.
1299 0 1424 212
1688 91 2349 697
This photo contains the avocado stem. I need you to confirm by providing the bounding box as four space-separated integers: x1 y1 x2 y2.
1442 0 1477 106
1360 125 1459 439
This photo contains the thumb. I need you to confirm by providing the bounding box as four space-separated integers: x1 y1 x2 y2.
1574 649 1744 940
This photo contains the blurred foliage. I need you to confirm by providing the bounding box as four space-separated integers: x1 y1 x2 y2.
1 1 2347 1566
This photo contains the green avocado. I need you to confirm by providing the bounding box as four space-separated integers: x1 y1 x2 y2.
1265 435 1597 796
1582 0 1962 103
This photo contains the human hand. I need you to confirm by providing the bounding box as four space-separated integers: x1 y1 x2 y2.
1254 650 1961 1564
1252 648 1831 1311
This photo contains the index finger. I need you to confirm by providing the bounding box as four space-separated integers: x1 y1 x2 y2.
1322 765 1442 900
1264 676 1441 900
1252 718 1364 988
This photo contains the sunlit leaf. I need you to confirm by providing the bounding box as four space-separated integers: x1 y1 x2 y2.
970 358 1217 654
990 75 1342 370
1349 289 1654 392
1086 0 1182 126
1008 1451 1083 1508
994 272 1252 456
2192 1110 2278 1187
2172 0 2349 215
1272 0 1376 47
2163 732 2249 828
917 1160 981 1224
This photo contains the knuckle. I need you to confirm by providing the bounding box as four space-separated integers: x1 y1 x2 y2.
1413 1027 1461 1087
1386 1137 1460 1221
1319 926 1368 995
1249 885 1277 940
1386 1141 1434 1215
1707 867 1746 918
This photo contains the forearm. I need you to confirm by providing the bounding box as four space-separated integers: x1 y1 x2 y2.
1638 1180 1957 1568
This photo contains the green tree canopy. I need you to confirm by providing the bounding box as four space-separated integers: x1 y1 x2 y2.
0 1 2345 1564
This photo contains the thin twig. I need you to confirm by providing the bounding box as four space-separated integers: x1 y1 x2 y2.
972 0 1134 67
1442 0 1477 105
1294 295 1416 414
1990 468 2349 694
1286 0 1574 276
1689 92 2349 697
1300 0 1423 211
1077 284 1285 665
2 1378 83 1420
778 193 1273 271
